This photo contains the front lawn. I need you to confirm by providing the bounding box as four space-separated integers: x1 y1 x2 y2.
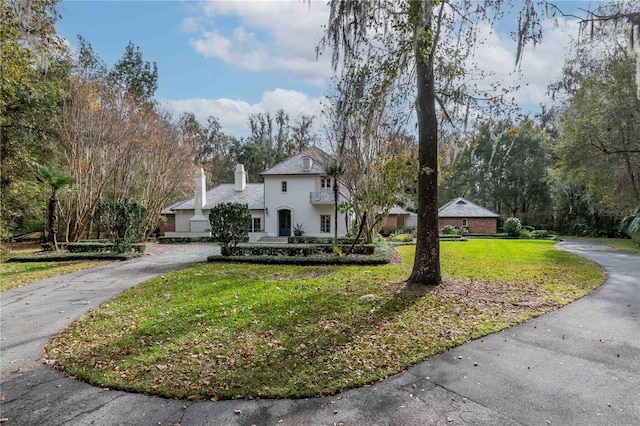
601 238 640 255
0 244 112 292
46 240 605 400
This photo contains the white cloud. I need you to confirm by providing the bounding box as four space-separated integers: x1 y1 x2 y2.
183 0 332 86
469 18 578 112
179 17 201 33
161 88 326 137
176 3 584 133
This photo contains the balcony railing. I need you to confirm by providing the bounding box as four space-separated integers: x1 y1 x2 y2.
309 191 333 204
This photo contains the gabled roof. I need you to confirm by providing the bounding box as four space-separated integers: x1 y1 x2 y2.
388 205 416 215
161 198 190 215
170 183 264 211
260 146 330 176
438 197 500 218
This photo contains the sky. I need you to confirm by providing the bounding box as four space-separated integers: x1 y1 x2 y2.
54 0 600 137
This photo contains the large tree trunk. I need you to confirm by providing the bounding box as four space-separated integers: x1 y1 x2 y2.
409 7 441 285
333 181 339 245
48 195 59 251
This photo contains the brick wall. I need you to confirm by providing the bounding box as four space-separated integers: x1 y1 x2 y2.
380 215 399 235
158 214 175 236
439 217 497 234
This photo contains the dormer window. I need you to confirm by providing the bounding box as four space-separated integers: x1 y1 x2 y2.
302 156 313 172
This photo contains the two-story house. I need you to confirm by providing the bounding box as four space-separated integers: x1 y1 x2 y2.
162 147 349 241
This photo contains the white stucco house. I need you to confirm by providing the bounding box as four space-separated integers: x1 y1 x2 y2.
162 148 349 242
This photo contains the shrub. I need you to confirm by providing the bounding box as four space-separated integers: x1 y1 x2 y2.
531 230 550 239
209 202 251 255
570 223 588 236
288 236 362 244
9 252 141 262
66 242 145 253
441 225 457 235
209 244 390 265
42 242 67 251
620 207 640 246
519 229 532 239
159 236 216 244
293 223 305 236
389 233 413 242
226 244 377 257
503 217 522 237
94 202 146 253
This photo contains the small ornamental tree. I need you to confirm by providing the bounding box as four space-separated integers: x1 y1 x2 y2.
503 217 522 237
209 202 251 255
94 202 146 253
36 167 74 251
620 207 640 246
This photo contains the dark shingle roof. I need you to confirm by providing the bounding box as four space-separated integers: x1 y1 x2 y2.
388 205 415 215
261 147 330 176
438 197 500 218
161 198 190 215
170 183 264 211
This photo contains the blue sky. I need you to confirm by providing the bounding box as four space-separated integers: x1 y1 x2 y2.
55 0 597 137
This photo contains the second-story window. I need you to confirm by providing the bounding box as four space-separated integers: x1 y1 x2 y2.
281 181 287 193
321 177 331 189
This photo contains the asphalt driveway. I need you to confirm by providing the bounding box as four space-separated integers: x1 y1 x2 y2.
0 240 638 425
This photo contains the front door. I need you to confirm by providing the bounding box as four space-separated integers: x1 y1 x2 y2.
278 209 291 236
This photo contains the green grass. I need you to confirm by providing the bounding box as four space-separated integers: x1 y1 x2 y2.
46 240 605 400
601 238 640 255
1 245 112 291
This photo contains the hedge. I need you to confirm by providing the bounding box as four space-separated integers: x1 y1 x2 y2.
41 242 145 253
9 252 142 262
66 242 145 253
158 236 217 244
227 244 377 257
287 236 363 244
209 244 391 266
41 242 68 251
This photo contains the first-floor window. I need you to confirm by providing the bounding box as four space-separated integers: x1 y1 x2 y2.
252 217 261 232
320 215 331 233
462 218 468 227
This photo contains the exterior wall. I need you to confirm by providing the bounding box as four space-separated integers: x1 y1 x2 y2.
380 215 399 235
174 210 194 233
174 209 264 234
381 214 418 235
158 214 175 236
405 214 418 229
439 217 497 234
263 175 347 237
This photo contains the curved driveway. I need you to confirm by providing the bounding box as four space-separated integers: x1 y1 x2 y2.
1 240 638 425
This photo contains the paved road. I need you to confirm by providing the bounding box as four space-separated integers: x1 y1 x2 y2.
1 240 638 425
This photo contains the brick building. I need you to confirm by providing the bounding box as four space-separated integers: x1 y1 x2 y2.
438 197 500 234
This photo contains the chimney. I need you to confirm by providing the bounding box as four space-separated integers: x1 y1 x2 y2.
235 164 247 192
194 167 206 214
